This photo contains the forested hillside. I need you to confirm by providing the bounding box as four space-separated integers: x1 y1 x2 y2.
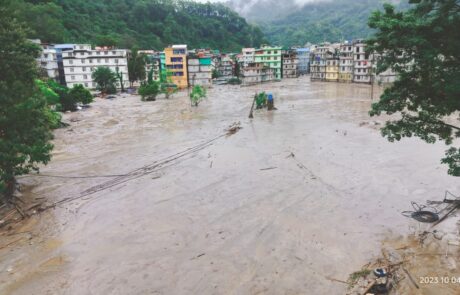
11 0 266 51
226 0 411 47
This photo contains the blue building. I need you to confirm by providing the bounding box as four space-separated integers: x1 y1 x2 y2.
295 48 310 75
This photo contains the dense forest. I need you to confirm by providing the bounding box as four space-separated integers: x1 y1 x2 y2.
11 0 266 51
225 0 412 47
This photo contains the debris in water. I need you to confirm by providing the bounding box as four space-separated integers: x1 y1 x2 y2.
260 167 277 171
226 122 242 136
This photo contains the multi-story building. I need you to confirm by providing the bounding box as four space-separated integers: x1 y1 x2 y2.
164 45 188 88
31 40 60 81
188 54 213 87
310 43 333 81
339 43 354 83
241 48 255 67
371 53 397 84
139 51 161 82
218 55 234 78
325 54 339 82
282 51 299 78
62 44 129 89
353 40 372 84
254 46 282 80
39 48 59 81
295 48 310 75
241 62 275 86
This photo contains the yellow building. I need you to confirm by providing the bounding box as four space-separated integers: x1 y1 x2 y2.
164 45 188 89
325 58 339 82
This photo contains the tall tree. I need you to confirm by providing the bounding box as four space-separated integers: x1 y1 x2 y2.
367 0 460 176
92 67 117 94
0 0 54 202
128 49 146 87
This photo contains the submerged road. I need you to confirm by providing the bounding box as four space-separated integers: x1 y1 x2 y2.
1 77 458 294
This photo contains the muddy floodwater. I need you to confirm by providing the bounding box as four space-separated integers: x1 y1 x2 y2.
1 76 459 294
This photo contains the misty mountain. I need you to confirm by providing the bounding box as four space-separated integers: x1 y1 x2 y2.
225 0 411 46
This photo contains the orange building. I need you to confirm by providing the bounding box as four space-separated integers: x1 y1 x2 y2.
164 45 188 88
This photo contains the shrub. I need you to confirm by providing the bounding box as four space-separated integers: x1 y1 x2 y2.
69 84 93 105
190 85 207 106
228 77 242 85
139 81 160 101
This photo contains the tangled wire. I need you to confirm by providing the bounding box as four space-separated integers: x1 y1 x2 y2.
402 202 439 223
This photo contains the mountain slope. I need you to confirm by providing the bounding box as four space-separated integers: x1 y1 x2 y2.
226 0 411 46
12 0 265 51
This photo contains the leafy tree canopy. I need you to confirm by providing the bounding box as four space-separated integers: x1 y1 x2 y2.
367 0 460 176
92 67 117 94
13 0 266 52
0 0 54 201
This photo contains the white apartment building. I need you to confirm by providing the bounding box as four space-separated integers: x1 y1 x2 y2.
188 57 213 87
282 52 299 78
39 48 59 80
242 48 255 67
30 39 60 81
218 56 234 78
339 43 354 82
353 40 372 84
242 62 275 86
62 44 129 89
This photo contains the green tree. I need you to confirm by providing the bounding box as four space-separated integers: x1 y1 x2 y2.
367 0 460 176
0 3 53 202
190 85 207 106
36 79 62 129
116 67 125 93
92 67 117 94
212 69 221 79
138 81 160 101
128 49 146 87
69 84 93 105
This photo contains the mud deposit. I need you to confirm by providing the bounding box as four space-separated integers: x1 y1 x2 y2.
1 77 458 294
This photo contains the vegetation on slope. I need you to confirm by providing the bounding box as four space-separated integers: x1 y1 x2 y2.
254 0 411 46
13 0 266 51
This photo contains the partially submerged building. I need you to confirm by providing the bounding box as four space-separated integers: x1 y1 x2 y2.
282 51 299 78
254 46 282 80
295 48 310 75
339 43 354 83
62 44 129 89
353 40 372 84
241 62 275 86
164 45 188 88
188 53 213 87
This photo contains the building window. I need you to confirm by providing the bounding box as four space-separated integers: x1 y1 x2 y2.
82 67 86 72
112 51 116 54
97 52 100 55
71 75 75 80
82 59 85 64
104 51 108 55
105 58 109 63
84 83 88 87
89 59 93 63
115 59 119 64
70 68 74 72
83 75 87 79
97 59 101 63
69 60 73 65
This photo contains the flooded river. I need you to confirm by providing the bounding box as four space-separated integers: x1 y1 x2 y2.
0 76 458 294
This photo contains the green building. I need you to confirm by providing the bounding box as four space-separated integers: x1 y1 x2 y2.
160 52 167 82
254 46 282 80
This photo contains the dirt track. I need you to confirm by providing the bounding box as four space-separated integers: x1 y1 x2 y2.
0 76 458 294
